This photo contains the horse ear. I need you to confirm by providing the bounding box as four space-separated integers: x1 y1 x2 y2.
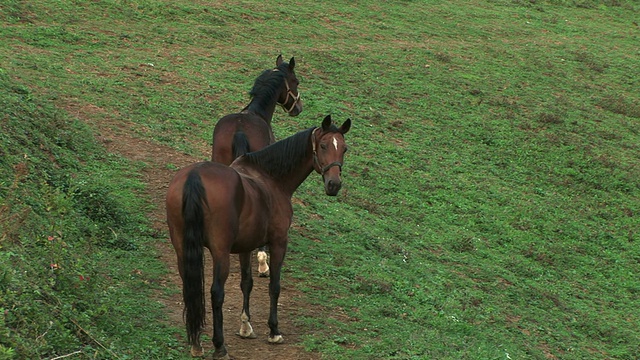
276 54 283 66
289 57 295 70
339 118 351 134
321 114 332 131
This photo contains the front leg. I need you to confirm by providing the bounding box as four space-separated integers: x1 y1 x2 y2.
267 239 288 344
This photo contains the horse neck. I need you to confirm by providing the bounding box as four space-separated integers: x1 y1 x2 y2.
243 82 285 124
270 146 315 197
243 99 277 124
237 129 316 197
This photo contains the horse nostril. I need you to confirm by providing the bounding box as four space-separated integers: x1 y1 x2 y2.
326 179 342 194
290 101 303 116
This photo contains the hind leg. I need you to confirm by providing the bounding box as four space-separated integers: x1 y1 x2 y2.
210 257 230 360
267 239 288 344
237 252 257 339
256 246 270 277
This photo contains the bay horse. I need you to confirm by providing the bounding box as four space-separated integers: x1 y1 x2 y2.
166 115 351 359
211 54 303 277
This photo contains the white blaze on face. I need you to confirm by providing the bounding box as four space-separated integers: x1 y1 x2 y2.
332 136 338 150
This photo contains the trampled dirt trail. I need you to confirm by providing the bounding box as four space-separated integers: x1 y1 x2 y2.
95 124 321 360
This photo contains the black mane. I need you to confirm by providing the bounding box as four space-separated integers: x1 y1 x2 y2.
244 62 290 112
243 127 314 178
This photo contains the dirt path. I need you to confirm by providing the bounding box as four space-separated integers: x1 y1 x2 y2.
97 126 320 360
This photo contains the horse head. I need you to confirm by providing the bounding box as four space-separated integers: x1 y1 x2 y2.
312 115 351 196
275 55 303 116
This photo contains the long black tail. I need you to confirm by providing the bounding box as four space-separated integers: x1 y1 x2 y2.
232 130 251 159
182 169 207 347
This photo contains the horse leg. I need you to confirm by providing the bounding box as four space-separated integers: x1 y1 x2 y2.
257 246 270 277
237 252 257 339
267 240 287 344
210 257 230 360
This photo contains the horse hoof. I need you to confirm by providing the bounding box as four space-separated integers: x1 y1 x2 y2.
236 330 257 339
258 271 270 278
190 346 204 357
268 334 284 344
212 348 230 360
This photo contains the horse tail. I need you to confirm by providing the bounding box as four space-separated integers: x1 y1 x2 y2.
232 130 251 159
181 169 207 347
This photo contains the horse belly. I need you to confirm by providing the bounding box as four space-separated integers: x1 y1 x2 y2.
231 216 269 254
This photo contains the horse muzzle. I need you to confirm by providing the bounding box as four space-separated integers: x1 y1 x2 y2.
313 146 343 196
322 164 343 196
324 176 342 196
288 98 303 116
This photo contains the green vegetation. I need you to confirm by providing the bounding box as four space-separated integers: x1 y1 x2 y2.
0 70 185 358
1 0 638 359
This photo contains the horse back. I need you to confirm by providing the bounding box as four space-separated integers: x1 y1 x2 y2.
211 113 275 165
167 162 244 250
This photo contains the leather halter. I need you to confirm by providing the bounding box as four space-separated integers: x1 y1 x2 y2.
272 69 301 114
311 128 343 175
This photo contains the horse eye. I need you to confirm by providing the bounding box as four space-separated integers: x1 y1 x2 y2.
320 144 327 150
344 146 348 153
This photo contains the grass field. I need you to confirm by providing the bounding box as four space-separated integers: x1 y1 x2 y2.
1 0 639 359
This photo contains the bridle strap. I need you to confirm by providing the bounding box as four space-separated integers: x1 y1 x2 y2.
272 69 301 114
321 161 343 174
311 127 342 175
279 78 301 113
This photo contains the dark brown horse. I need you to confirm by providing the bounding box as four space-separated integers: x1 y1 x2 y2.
211 55 303 276
211 54 302 165
166 115 351 359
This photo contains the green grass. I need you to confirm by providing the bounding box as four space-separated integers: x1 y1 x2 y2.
1 0 639 359
0 71 187 358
